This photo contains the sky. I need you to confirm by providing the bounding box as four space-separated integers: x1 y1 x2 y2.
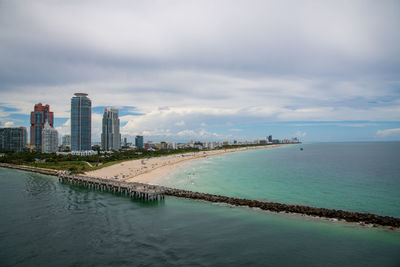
0 0 400 143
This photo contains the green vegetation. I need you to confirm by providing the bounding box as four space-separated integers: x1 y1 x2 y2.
0 143 276 174
25 161 89 173
0 148 200 174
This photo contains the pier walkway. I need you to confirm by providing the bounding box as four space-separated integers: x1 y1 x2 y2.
59 174 165 201
1 163 399 228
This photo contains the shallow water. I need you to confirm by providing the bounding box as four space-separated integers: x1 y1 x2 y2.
161 142 400 217
1 167 400 266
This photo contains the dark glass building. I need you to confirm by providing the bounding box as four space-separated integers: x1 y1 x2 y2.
71 93 92 151
0 127 27 152
135 135 144 149
30 103 54 151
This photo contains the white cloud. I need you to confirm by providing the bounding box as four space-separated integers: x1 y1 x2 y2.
0 1 399 142
376 128 400 137
175 120 185 126
293 122 378 127
177 128 228 140
55 119 70 136
229 129 242 132
4 121 15 127
92 113 103 141
296 131 307 137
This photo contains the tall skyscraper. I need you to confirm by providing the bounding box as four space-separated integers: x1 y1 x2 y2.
101 107 121 151
71 93 91 151
30 103 54 151
135 135 144 149
42 121 58 153
62 135 71 147
0 127 27 152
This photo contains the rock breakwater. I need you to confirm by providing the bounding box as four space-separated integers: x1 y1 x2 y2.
1 163 399 228
163 187 400 228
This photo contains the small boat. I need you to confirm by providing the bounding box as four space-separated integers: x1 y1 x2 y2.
300 148 303 151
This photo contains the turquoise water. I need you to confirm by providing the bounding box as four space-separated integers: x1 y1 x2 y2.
1 143 400 265
0 167 400 266
160 142 400 217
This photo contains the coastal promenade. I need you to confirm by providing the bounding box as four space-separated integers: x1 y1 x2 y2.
1 163 399 228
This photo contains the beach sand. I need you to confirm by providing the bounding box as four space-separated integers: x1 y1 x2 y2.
85 145 285 184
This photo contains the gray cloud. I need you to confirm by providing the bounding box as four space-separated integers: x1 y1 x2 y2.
0 0 399 140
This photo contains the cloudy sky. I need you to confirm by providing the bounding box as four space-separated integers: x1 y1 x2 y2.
1 0 400 142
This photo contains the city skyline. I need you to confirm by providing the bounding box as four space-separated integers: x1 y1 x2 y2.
1 1 399 142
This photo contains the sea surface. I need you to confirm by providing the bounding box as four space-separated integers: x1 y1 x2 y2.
160 142 400 217
1 142 400 266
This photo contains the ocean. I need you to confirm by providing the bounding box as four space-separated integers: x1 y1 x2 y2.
160 142 400 217
1 142 400 266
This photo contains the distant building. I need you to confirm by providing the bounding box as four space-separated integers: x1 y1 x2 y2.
168 142 177 150
268 135 272 142
0 127 27 152
135 135 144 149
123 137 127 146
71 93 91 151
57 150 97 156
194 141 204 150
62 135 71 147
42 121 58 153
30 103 54 151
101 108 121 151
160 141 168 150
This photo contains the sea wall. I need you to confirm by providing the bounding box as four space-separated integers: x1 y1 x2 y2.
1 163 399 228
162 187 400 228
0 163 59 176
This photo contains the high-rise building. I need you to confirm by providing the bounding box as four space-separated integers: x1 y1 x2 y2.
62 135 71 147
160 141 168 150
101 107 121 151
268 135 272 143
135 135 144 149
0 127 27 152
71 93 91 151
30 103 54 151
42 121 58 153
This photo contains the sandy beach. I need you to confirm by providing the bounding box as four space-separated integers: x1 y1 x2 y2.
85 145 286 184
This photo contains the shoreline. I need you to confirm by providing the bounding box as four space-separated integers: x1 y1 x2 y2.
1 163 400 229
84 144 287 184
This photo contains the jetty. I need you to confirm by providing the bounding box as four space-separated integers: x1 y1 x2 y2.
1 163 400 228
59 174 165 201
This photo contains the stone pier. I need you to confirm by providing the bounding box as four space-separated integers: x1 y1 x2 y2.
1 163 399 228
58 174 165 201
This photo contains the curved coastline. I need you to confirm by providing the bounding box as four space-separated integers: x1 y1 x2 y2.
84 144 287 183
2 149 400 229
